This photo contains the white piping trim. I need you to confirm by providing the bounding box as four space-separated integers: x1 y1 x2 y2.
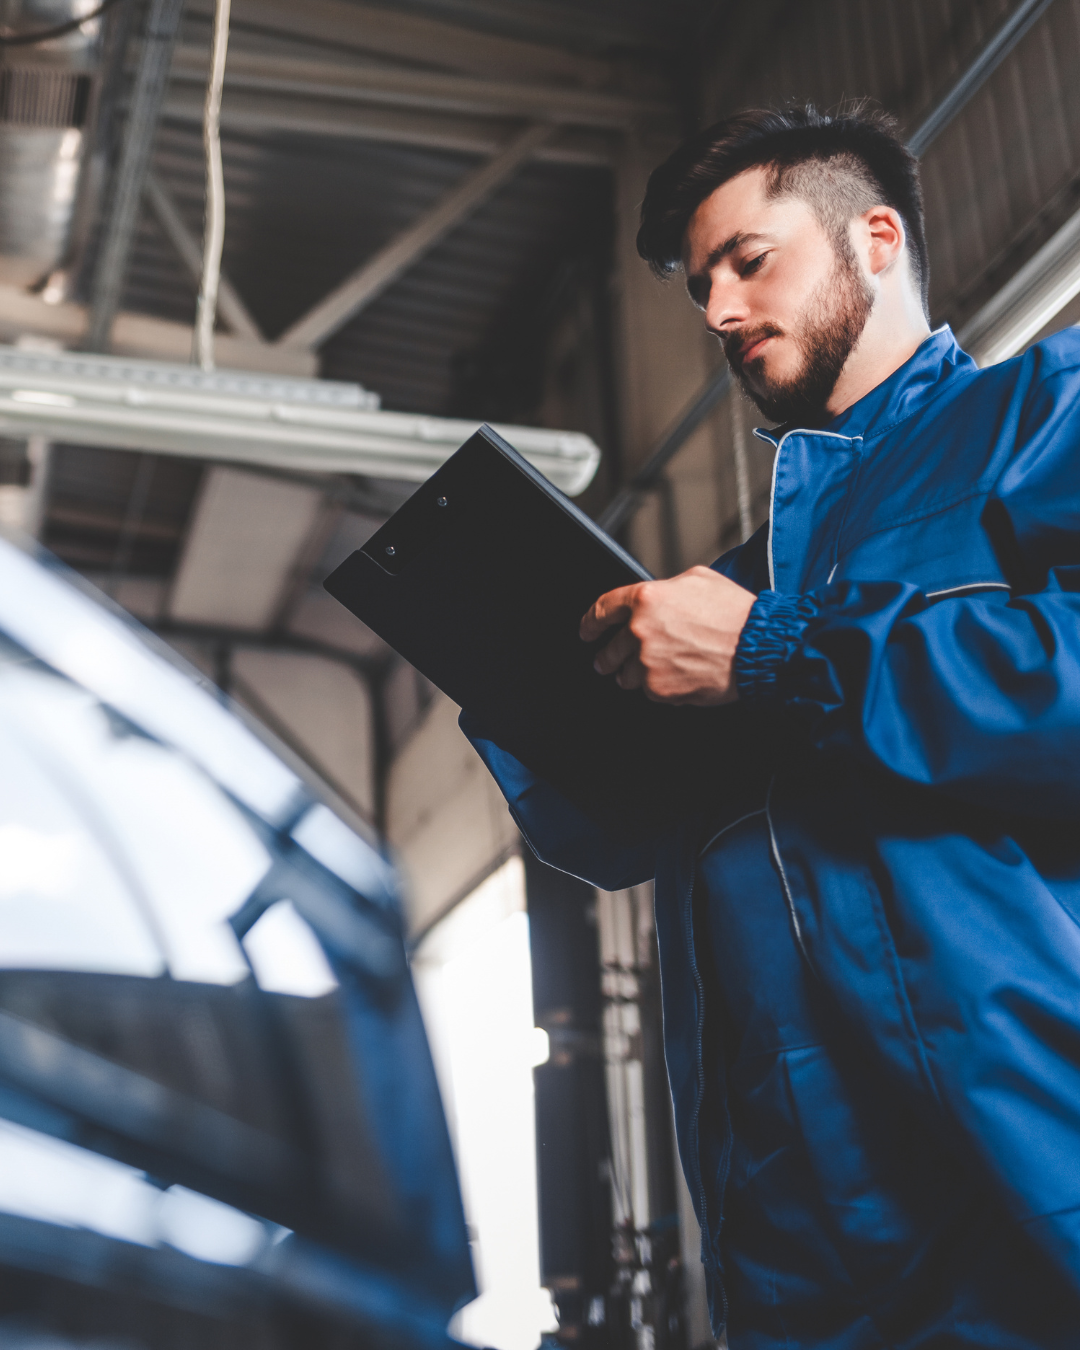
925 581 1011 600
766 439 780 589
765 427 856 592
765 780 813 971
698 808 766 859
827 562 839 583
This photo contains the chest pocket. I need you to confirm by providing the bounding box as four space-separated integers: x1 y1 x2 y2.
831 492 1011 596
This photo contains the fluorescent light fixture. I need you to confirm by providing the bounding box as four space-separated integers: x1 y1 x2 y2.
0 347 601 496
959 204 1080 366
11 388 75 406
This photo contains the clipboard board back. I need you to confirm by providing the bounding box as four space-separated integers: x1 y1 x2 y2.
325 426 751 827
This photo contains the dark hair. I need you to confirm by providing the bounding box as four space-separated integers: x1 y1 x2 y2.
637 104 929 311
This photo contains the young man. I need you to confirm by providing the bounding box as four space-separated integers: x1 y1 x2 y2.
464 106 1080 1346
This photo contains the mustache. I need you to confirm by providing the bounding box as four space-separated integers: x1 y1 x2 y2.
722 322 784 369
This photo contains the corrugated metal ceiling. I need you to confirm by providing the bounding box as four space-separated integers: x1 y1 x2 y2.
112 8 622 414
375 0 715 56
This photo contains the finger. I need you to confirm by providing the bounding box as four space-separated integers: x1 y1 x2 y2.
615 656 646 690
593 625 637 676
644 682 680 704
580 585 638 641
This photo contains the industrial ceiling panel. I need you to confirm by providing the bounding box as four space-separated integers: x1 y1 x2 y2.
114 116 612 415
322 158 613 411
168 466 325 628
43 445 204 576
370 0 714 57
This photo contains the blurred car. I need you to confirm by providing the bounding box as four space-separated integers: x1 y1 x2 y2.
0 534 475 1348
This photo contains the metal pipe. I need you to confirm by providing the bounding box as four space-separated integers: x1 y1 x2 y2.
0 0 107 290
596 367 730 535
906 0 1056 157
83 0 185 352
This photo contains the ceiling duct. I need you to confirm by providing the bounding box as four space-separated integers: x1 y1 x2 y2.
0 0 105 289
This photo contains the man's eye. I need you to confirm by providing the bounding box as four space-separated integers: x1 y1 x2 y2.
742 254 767 276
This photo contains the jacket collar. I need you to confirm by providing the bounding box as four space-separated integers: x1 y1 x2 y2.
754 326 978 448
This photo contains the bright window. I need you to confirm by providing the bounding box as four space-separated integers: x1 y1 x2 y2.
413 857 557 1350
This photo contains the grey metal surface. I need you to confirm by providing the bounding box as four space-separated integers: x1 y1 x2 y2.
958 199 1080 361
277 121 555 351
376 0 713 57
115 119 614 414
0 0 105 287
906 0 1058 156
84 0 185 351
0 126 85 285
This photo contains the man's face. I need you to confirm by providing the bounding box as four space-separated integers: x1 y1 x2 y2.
682 166 873 424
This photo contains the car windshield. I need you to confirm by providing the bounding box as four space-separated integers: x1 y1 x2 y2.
0 538 473 1346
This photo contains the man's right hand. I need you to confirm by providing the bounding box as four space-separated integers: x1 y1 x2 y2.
579 565 757 706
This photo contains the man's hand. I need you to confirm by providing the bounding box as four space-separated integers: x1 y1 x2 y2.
579 566 757 706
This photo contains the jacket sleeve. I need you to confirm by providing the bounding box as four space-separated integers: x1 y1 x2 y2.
736 570 1080 817
736 360 1080 818
460 711 658 891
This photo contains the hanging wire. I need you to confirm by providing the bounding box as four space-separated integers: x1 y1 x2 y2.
0 0 123 46
192 0 231 371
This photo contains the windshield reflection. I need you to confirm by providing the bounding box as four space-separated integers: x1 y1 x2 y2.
0 538 474 1348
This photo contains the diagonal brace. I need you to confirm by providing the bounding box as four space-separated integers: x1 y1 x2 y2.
276 121 553 351
145 173 265 342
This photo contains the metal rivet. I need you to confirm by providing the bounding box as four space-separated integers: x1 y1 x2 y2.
436 496 448 507
385 545 396 556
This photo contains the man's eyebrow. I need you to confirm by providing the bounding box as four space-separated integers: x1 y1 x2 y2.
699 230 772 273
685 231 772 304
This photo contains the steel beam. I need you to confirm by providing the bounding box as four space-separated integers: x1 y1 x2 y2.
277 122 554 352
84 0 186 352
0 284 316 375
958 202 1080 364
183 0 616 88
145 173 264 342
166 44 671 131
159 86 616 166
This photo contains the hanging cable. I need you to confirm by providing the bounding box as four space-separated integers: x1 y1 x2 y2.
193 0 231 371
0 0 123 47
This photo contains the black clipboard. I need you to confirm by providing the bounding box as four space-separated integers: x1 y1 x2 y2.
324 425 754 828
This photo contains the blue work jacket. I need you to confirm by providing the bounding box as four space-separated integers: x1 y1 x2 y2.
464 327 1080 1343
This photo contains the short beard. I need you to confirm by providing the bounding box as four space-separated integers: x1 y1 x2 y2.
725 249 874 426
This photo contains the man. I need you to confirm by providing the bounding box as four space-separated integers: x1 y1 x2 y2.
464 106 1080 1346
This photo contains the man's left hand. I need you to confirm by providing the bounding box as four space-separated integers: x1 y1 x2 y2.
579 565 758 706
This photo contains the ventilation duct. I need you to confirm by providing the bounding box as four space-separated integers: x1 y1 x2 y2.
0 1 104 288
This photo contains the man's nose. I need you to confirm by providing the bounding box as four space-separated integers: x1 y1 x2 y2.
704 280 748 337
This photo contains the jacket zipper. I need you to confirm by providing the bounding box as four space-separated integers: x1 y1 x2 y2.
682 864 729 1326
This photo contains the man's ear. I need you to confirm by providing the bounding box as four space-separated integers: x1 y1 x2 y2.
861 204 906 277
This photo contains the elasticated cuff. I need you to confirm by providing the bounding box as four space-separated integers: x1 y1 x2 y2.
734 589 819 704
